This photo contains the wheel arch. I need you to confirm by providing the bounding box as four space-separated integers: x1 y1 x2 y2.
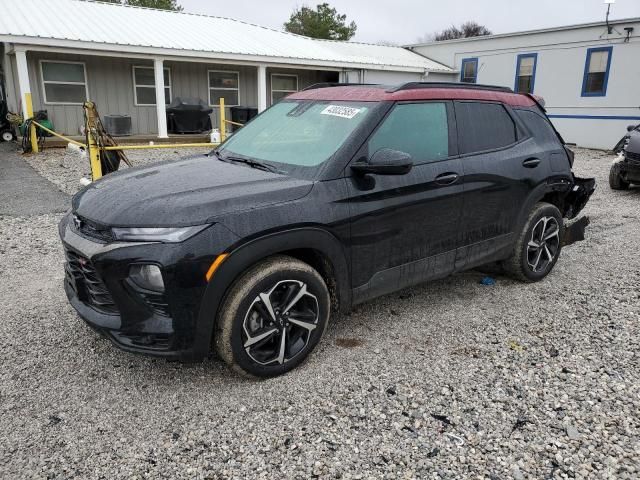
193 227 351 359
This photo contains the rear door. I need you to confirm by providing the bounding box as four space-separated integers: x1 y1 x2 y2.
454 100 551 270
346 101 464 303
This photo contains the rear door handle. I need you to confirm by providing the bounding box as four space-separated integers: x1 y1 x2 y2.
522 157 541 168
435 172 459 185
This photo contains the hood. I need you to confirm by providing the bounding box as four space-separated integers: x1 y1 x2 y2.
73 155 313 227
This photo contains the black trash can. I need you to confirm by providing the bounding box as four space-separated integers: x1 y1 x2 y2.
166 97 213 134
229 106 258 132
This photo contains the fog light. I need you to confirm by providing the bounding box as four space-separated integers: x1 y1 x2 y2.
129 264 165 292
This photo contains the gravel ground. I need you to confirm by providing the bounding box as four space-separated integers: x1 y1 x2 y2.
22 144 210 195
1 147 639 479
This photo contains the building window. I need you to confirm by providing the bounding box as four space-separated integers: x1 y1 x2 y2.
460 58 478 84
40 61 88 105
581 46 612 97
271 74 298 103
514 53 537 94
133 66 171 106
209 71 239 106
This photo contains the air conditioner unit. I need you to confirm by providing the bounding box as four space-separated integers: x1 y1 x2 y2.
103 114 132 136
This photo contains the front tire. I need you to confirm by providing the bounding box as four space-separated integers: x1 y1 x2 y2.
503 202 563 282
609 163 629 190
215 255 330 378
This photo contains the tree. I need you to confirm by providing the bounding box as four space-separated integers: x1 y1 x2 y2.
96 0 183 11
433 21 491 41
284 3 357 41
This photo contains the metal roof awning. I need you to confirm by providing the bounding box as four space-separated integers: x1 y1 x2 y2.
0 0 453 74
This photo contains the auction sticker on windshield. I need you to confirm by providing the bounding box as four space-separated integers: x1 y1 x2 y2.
321 105 362 119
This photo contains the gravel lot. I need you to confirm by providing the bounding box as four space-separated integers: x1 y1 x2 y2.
1 146 639 479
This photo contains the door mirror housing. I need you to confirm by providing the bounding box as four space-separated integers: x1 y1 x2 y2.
351 148 413 175
627 124 638 132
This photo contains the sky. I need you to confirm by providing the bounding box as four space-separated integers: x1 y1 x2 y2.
178 0 640 44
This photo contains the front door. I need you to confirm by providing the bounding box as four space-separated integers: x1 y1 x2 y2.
346 101 464 303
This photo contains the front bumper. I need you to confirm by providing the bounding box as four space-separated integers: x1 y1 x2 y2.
620 152 640 183
59 214 238 361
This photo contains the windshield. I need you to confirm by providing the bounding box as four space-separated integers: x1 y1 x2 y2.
218 100 372 176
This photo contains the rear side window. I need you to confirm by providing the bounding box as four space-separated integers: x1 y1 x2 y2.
456 102 517 154
515 109 560 146
368 102 449 163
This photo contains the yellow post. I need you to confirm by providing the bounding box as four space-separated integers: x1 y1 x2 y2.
219 97 226 142
25 93 39 153
84 102 102 181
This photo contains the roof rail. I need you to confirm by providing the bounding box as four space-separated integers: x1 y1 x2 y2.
302 82 381 91
387 82 514 93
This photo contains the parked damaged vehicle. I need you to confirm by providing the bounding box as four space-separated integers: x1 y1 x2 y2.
59 83 595 377
610 123 640 190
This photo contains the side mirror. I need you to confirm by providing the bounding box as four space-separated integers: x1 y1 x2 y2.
351 148 413 176
627 125 636 132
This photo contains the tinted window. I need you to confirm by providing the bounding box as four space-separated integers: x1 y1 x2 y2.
516 109 560 146
368 102 449 163
456 102 517 153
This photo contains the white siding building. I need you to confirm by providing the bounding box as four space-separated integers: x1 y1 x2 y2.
409 18 640 149
0 0 451 137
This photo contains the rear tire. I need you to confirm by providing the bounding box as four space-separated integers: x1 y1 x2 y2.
215 255 330 378
609 163 629 190
503 202 563 282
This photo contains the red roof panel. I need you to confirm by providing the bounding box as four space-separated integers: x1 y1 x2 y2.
289 85 536 107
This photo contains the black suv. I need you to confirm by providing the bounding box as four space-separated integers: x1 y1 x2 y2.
59 83 595 377
610 124 640 190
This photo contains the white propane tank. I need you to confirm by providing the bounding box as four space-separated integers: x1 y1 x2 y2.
210 129 221 144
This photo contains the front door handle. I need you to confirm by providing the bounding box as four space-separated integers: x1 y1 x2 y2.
435 172 459 185
522 157 541 168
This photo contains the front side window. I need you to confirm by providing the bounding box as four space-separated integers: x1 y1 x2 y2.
456 101 517 154
41 61 88 104
460 58 478 83
271 74 298 103
133 66 171 106
582 47 612 97
209 71 239 106
368 102 449 163
218 100 372 176
515 53 537 94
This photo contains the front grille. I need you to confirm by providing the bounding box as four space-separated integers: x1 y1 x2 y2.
71 215 114 243
65 248 118 314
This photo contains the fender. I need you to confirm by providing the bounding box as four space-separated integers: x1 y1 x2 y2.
515 178 572 230
191 227 351 360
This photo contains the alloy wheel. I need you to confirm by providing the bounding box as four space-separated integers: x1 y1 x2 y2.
527 216 560 273
242 280 319 365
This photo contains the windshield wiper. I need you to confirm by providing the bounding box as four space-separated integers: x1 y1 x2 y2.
217 153 282 173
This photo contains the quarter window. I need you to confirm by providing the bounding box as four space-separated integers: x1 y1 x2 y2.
582 47 612 97
456 102 517 154
133 66 171 106
515 53 537 94
271 74 298 103
41 61 88 104
209 71 239 106
460 58 478 83
368 102 449 163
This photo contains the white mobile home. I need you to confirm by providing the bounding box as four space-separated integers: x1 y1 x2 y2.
0 0 451 137
408 18 640 149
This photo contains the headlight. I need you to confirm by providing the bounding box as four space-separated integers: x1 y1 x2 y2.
129 264 165 292
111 225 209 242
